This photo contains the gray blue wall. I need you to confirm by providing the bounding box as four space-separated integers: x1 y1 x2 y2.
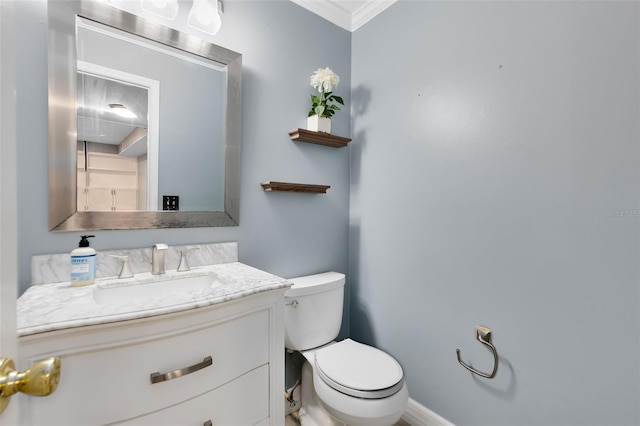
16 0 351 349
350 1 639 425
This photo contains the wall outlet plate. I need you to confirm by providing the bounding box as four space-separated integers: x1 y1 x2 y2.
162 195 179 210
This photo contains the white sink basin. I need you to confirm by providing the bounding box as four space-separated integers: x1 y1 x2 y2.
93 271 223 305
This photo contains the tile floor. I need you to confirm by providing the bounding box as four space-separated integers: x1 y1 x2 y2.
284 412 300 426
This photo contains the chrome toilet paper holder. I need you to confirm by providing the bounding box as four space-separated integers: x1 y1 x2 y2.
456 325 498 379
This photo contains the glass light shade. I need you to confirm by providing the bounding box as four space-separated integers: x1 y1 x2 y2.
140 0 179 20
188 0 222 35
108 103 137 119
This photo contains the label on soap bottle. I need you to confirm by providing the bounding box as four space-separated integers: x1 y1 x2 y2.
71 253 96 285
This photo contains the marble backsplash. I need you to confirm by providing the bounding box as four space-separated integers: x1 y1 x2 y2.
31 242 238 285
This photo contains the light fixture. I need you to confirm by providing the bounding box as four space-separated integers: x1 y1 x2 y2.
108 103 137 119
188 0 222 36
140 0 179 20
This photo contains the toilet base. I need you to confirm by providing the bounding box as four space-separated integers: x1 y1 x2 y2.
300 360 343 426
298 360 407 426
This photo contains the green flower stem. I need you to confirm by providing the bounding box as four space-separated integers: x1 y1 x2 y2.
309 91 344 119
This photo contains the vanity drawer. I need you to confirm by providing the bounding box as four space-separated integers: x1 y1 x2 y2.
26 309 269 426
115 365 269 426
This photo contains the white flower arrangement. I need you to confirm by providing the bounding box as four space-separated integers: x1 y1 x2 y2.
308 67 344 119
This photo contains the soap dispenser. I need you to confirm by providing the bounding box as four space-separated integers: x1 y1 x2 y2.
70 235 96 286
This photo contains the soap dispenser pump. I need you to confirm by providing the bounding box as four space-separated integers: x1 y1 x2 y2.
70 235 96 286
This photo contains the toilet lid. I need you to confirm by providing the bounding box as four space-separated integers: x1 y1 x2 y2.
314 339 404 399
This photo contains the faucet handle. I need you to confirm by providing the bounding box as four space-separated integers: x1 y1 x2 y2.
177 248 200 272
108 255 133 279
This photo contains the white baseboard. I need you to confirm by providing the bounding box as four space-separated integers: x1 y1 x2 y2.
401 398 453 426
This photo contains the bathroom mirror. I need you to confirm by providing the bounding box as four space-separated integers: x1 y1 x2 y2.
48 0 241 231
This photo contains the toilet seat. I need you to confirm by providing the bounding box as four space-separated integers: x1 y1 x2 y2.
314 339 404 399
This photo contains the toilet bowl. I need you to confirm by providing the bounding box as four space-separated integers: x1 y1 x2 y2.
285 272 408 426
299 340 409 426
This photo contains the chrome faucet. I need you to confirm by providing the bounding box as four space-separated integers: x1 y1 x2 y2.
152 243 169 275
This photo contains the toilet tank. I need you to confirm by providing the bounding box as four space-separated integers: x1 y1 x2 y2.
284 272 345 351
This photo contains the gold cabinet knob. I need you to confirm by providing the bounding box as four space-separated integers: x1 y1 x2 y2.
0 357 61 413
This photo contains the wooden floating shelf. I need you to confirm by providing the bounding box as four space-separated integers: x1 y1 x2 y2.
261 181 330 194
289 128 351 148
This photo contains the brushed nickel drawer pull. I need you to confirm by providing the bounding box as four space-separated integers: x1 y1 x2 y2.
203 421 213 426
150 356 213 384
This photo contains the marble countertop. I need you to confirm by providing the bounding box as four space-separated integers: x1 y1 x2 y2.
18 262 292 337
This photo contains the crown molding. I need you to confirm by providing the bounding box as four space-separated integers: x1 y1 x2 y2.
351 1 396 31
290 0 397 32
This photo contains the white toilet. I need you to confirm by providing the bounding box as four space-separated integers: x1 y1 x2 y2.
285 272 409 426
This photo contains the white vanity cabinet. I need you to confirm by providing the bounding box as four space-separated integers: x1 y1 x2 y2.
18 289 286 426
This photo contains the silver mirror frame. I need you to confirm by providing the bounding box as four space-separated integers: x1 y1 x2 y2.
48 0 241 231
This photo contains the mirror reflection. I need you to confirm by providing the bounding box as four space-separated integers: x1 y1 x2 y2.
48 0 242 231
77 73 152 211
76 17 226 213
